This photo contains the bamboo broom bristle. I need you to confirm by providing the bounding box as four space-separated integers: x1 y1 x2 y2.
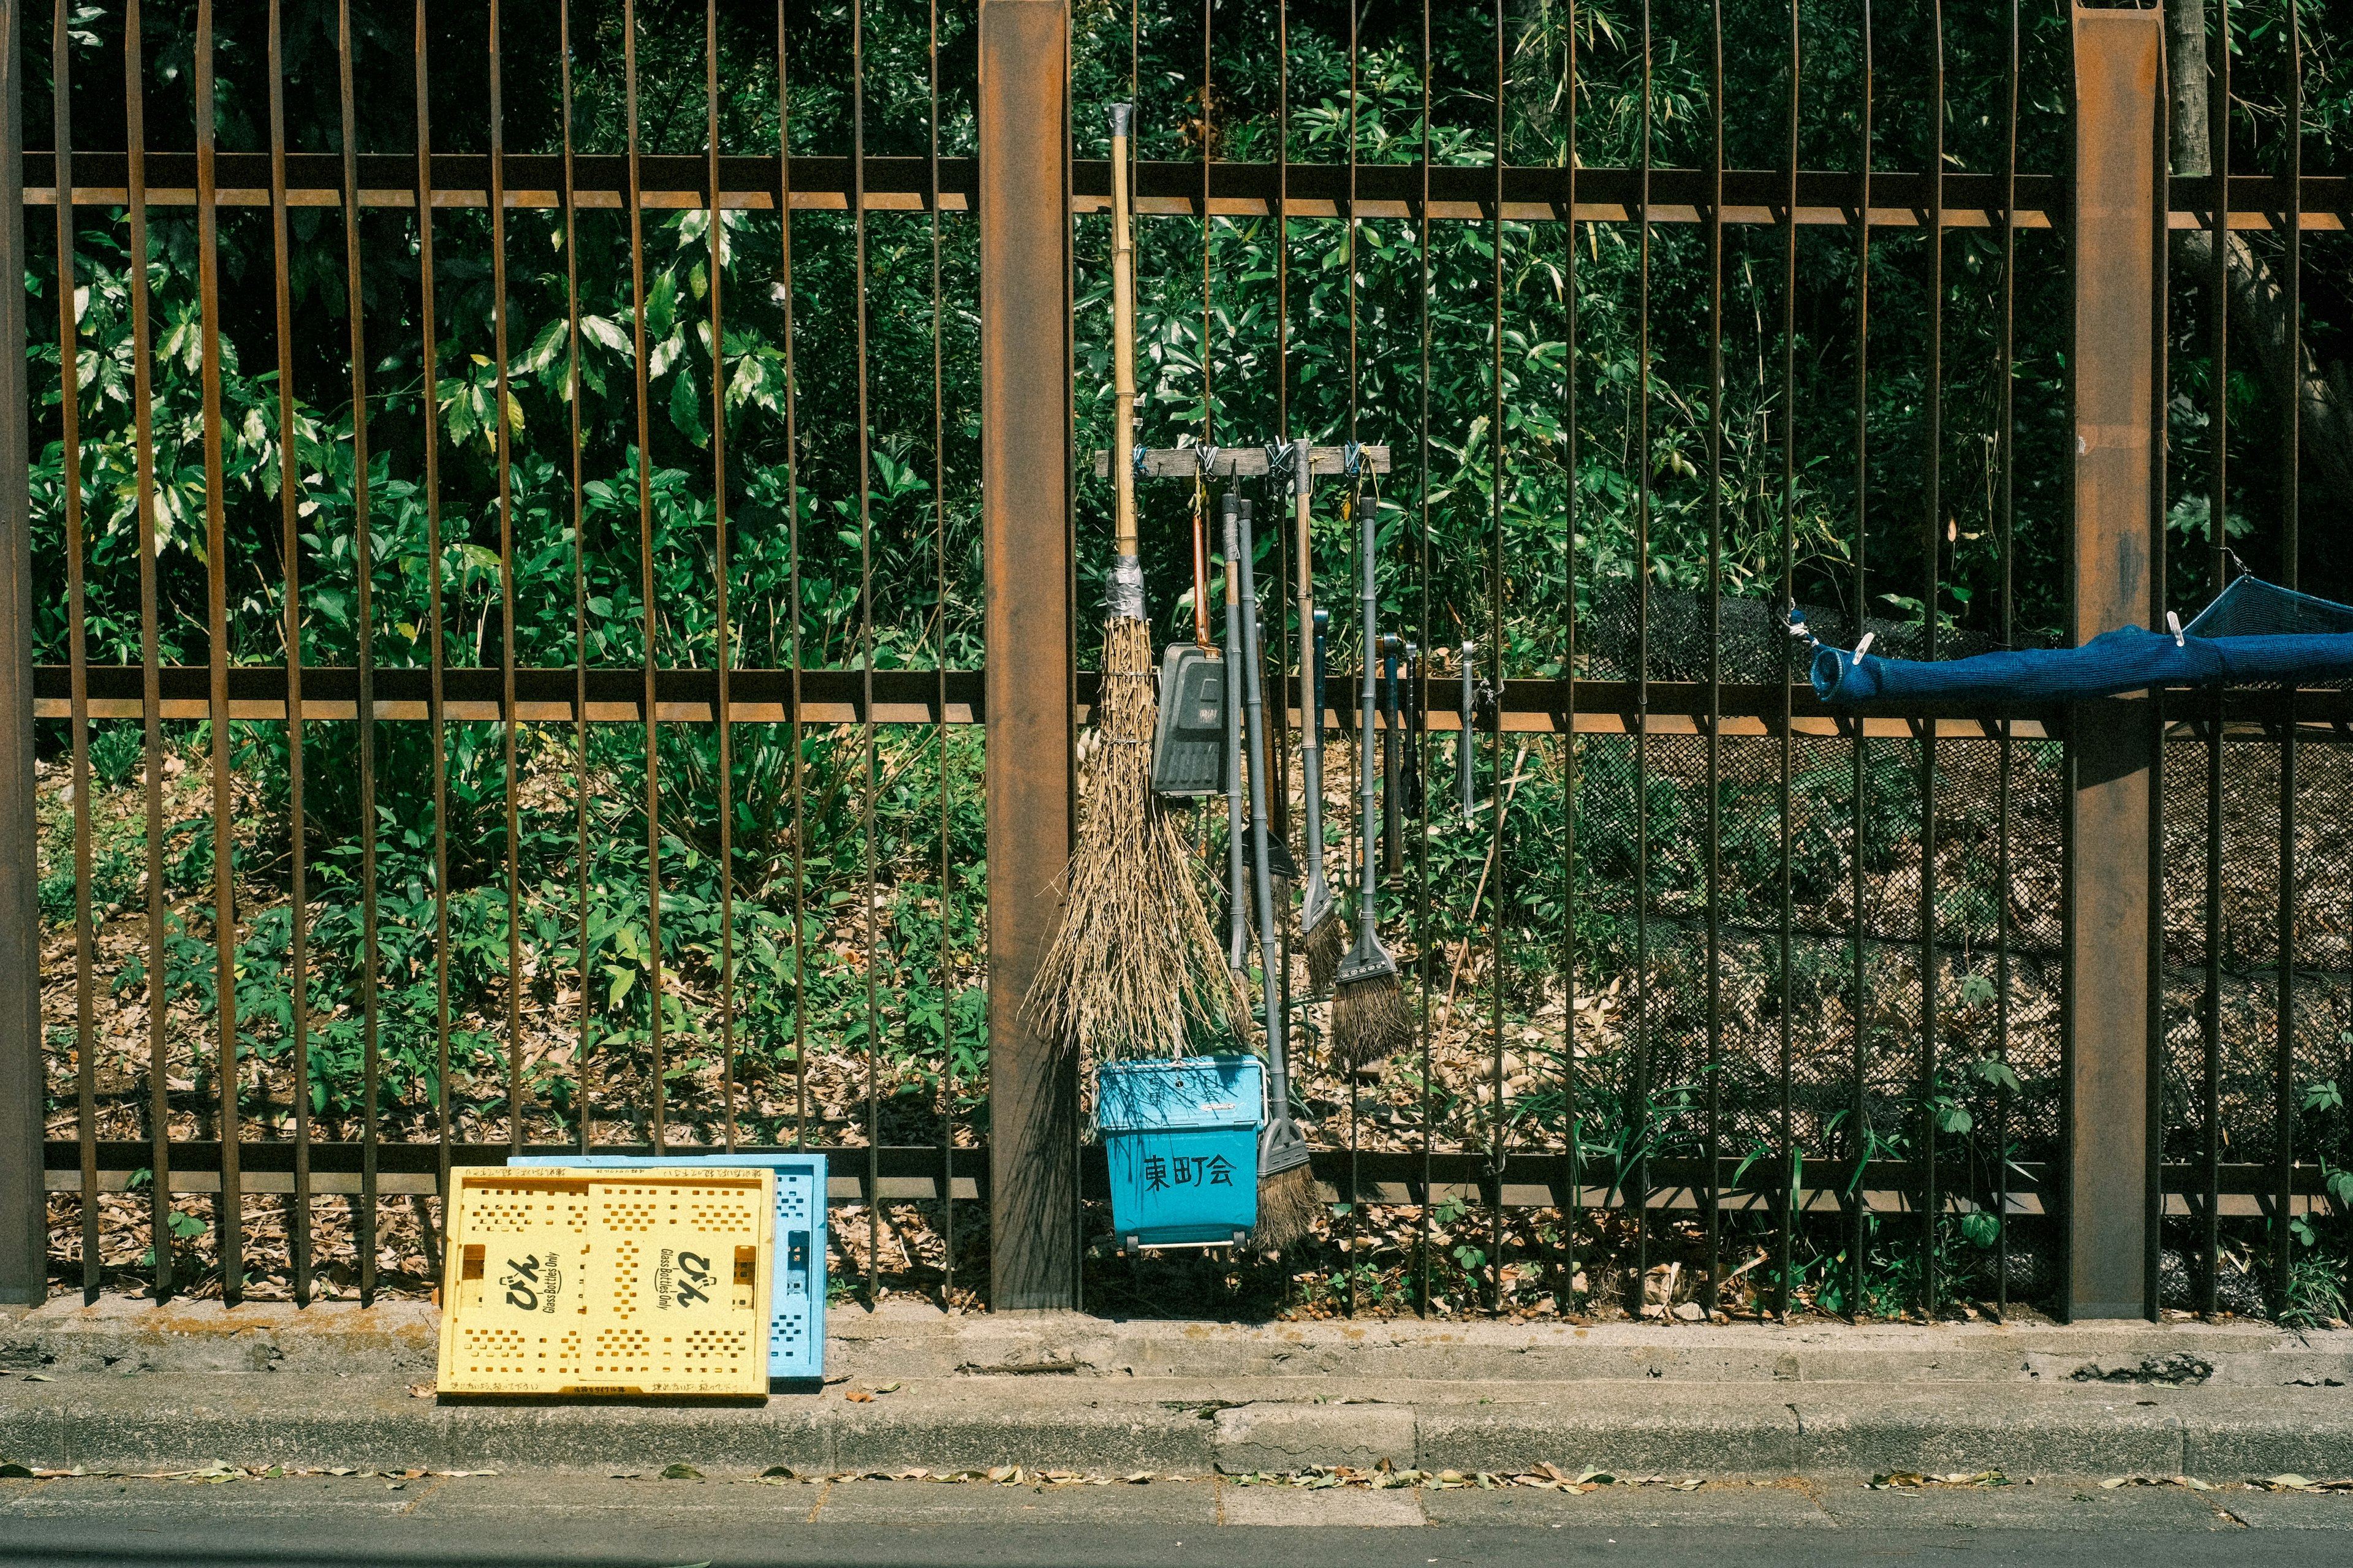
1026 618 1240 1060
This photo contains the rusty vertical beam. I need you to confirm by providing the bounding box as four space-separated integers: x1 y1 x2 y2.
0 0 42 1307
980 0 1076 1312
2063 1 2162 1323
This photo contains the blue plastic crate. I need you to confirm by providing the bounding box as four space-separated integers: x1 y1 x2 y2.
1097 1056 1261 1249
511 1152 825 1381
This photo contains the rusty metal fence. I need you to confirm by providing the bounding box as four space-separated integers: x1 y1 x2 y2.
2 0 2348 1325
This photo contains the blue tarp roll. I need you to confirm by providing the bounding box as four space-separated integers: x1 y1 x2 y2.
1806 578 2353 705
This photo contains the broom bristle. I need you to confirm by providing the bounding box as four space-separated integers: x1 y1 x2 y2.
1330 972 1414 1071
1303 912 1347 992
1026 617 1241 1059
1252 1161 1322 1254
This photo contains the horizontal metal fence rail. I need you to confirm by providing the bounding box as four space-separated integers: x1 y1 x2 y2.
17 153 2352 230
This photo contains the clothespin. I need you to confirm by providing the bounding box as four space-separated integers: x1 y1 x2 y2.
1131 444 1149 480
1786 602 1811 643
1342 441 1364 479
1196 443 1221 477
2167 610 2185 648
1852 631 1874 667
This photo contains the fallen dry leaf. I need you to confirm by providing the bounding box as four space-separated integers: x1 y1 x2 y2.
843 1391 874 1403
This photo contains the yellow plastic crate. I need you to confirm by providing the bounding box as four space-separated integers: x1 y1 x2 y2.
436 1166 773 1397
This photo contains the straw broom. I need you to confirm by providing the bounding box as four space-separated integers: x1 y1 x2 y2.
1027 105 1235 1062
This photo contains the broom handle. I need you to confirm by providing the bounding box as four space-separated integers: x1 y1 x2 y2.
1357 473 1379 944
1292 439 1326 883
1235 498 1289 1098
1107 105 1143 619
1222 494 1248 977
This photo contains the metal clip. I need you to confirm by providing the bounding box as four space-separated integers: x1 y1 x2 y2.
2167 610 2185 648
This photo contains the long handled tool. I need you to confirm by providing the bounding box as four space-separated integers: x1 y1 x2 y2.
1233 495 1316 1251
1295 440 1343 991
1381 635 1403 876
1028 104 1233 1060
1331 470 1412 1069
1303 607 1343 990
1222 493 1249 987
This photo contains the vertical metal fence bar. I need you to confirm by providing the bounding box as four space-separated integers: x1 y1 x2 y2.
1486 0 1509 1319
1273 0 1295 1065
1343 0 1362 1317
776 2 811 1156
1919 0 1945 1317
194 0 243 1306
412 0 453 1232
2199 0 2229 1321
0 0 37 1309
1558 0 1582 1317
1702 0 1725 1317
126 0 173 1301
1414 0 1433 1319
1846 0 1874 1325
334 0 378 1302
1629 0 1654 1319
854 0 882 1304
2270 0 2301 1316
931 0 956 1309
488 0 525 1162
1774 0 1799 1324
561 0 592 1159
264 0 313 1304
53 0 98 1306
2145 1 2171 1318
1993 0 2019 1324
705 0 738 1154
621 0 665 1156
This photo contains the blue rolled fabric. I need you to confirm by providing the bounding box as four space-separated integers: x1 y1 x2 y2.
1808 606 2353 706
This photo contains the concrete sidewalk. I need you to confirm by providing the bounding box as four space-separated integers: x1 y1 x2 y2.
2 1299 2349 1480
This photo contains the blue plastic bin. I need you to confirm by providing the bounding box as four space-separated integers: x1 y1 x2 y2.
511 1151 825 1381
1096 1056 1262 1249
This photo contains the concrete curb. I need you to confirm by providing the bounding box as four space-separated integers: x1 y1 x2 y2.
3 1373 2349 1480
9 1298 2352 1387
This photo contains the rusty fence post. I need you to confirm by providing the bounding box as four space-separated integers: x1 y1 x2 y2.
979 0 1078 1312
2062 1 2164 1322
0 0 44 1308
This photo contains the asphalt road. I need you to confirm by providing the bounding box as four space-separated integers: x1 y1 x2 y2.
2 1471 2349 1567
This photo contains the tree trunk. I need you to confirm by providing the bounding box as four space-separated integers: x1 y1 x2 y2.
2164 0 2353 503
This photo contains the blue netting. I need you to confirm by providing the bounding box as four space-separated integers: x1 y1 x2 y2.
1806 577 2353 705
